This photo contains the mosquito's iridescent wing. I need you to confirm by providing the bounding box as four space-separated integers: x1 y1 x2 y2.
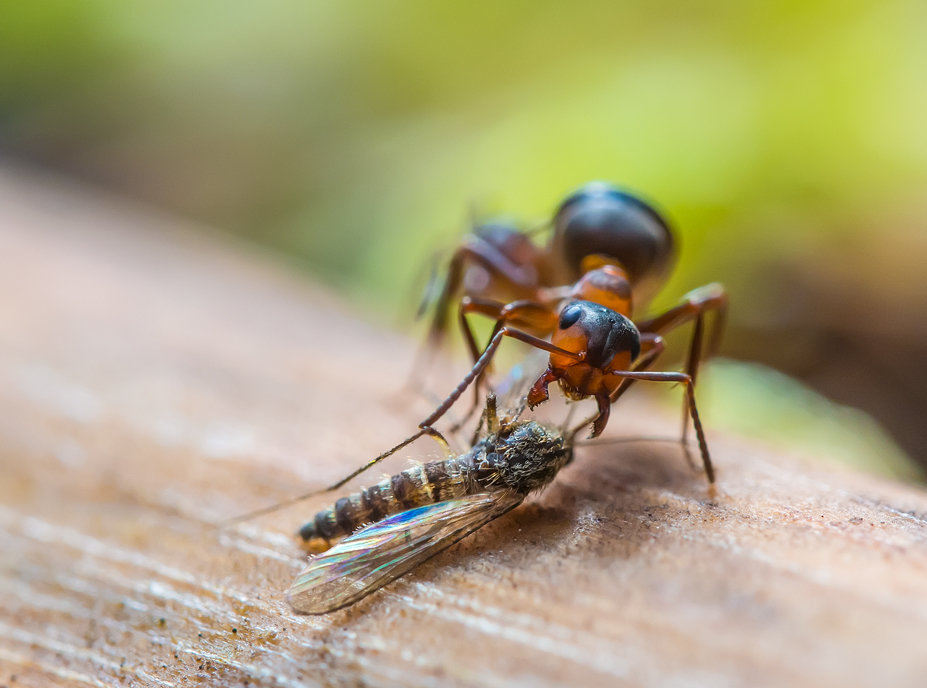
287 490 523 614
494 348 548 413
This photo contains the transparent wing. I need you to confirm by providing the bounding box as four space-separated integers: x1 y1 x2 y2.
286 491 523 614
493 347 549 415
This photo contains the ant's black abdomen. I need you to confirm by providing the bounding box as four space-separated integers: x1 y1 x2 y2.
553 181 675 286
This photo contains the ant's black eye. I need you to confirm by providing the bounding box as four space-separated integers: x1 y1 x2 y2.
559 304 583 330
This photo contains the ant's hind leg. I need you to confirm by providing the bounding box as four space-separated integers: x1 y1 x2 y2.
408 235 544 404
423 236 543 360
568 334 666 441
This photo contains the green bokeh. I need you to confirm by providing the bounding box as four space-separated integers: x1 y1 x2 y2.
1 1 924 477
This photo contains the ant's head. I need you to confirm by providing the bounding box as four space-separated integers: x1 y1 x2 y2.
550 300 641 371
552 182 674 286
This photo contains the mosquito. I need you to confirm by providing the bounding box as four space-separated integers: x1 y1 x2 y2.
286 393 573 614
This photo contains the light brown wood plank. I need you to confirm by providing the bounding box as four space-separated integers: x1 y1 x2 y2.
1 163 926 688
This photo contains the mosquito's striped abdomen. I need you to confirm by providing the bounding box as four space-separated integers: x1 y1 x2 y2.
297 419 570 550
298 454 476 546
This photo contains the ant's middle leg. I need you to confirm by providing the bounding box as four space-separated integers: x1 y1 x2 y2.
635 283 728 443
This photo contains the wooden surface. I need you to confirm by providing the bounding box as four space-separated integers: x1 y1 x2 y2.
2 164 927 688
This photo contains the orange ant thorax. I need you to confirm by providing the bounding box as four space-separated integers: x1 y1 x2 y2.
569 264 633 317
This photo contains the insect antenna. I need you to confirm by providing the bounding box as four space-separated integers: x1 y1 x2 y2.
220 425 453 529
574 435 698 448
219 486 336 528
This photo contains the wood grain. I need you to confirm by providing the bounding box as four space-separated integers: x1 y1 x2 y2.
1 163 927 688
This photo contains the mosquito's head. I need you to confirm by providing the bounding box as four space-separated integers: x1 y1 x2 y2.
496 420 571 494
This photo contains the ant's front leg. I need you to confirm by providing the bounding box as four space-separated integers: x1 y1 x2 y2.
635 283 727 442
605 369 715 484
452 296 509 434
606 333 666 405
424 324 581 434
567 333 666 441
454 295 563 435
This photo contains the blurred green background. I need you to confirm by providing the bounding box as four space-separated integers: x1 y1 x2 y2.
2 1 925 478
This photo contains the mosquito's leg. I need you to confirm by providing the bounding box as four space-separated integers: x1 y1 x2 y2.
483 392 501 435
237 329 580 529
225 334 580 529
219 424 448 528
383 327 581 489
324 327 580 506
320 426 437 495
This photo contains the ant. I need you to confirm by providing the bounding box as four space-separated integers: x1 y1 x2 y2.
412 181 727 482
226 183 725 546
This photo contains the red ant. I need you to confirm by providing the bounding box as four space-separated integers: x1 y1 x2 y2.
231 183 726 529
324 182 726 497
412 181 727 482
